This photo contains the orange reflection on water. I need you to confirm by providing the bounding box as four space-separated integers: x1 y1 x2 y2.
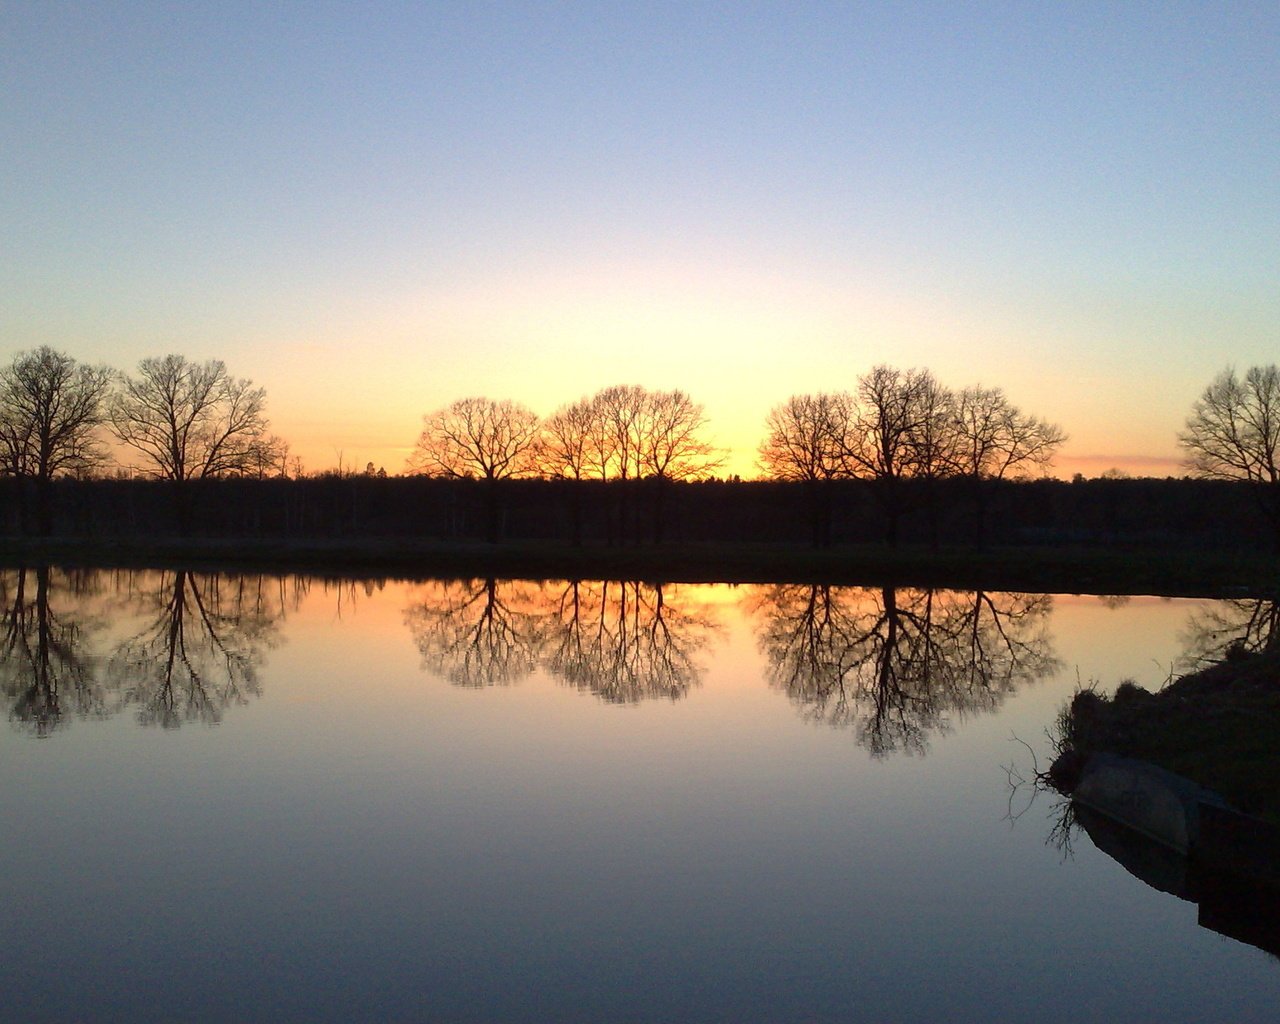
746 585 1059 755
403 579 725 702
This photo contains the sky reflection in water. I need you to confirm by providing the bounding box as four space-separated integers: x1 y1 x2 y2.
1 569 1277 1023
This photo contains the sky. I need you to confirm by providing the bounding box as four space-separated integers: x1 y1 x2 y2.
3 1 1277 479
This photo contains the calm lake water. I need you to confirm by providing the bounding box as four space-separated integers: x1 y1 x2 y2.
1 567 1277 1022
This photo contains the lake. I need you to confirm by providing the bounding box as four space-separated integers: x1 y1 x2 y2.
1 567 1276 1022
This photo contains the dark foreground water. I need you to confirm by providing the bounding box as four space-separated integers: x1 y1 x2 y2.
1 569 1277 1022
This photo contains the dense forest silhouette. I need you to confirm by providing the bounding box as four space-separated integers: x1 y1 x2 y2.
1 346 1278 552
4 473 1275 551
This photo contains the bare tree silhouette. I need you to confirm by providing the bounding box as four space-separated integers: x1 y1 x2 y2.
0 347 113 533
111 355 271 481
408 397 541 542
952 384 1066 546
844 365 946 546
540 398 597 481
540 397 598 544
410 397 541 482
952 384 1066 481
589 385 648 482
638 390 722 542
904 372 958 548
757 392 853 546
537 386 721 544
1179 365 1280 541
110 355 273 531
584 386 660 543
757 373 1066 547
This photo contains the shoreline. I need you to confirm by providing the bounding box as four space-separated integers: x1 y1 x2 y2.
0 536 1274 596
1050 647 1280 823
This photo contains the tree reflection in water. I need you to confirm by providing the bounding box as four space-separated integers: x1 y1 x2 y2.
106 570 289 728
1180 598 1279 669
0 566 108 736
404 579 721 702
403 578 543 688
541 581 719 702
1 571 1061 738
749 585 1059 755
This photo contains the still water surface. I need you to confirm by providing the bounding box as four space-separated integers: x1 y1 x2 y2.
1 568 1276 1022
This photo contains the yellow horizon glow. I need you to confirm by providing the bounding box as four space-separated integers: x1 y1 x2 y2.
277 429 1183 483
241 255 1196 484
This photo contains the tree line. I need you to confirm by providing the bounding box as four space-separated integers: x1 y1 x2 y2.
0 349 284 534
757 367 1065 545
412 386 721 542
1 345 1278 547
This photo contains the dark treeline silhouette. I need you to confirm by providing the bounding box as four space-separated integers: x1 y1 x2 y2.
409 388 722 544
4 344 1280 554
758 367 1065 547
3 473 1278 551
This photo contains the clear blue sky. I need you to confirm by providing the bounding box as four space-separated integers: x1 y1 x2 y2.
4 1 1277 475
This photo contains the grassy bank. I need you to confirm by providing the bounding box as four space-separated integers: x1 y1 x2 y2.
0 535 1275 595
1053 648 1280 821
